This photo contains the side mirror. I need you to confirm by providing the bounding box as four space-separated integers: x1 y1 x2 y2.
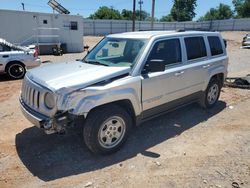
143 59 165 73
111 43 119 48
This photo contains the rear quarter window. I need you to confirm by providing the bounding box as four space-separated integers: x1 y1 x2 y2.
185 37 207 61
208 36 223 56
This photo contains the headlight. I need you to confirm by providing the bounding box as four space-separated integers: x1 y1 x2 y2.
44 92 55 109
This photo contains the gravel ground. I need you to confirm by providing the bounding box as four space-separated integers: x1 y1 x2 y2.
0 32 250 188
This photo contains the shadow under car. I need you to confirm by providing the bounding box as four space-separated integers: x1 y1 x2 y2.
15 101 226 181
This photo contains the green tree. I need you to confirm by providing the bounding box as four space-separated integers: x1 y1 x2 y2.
160 15 174 22
233 0 250 18
89 6 122 20
121 9 150 21
198 3 233 21
170 0 197 21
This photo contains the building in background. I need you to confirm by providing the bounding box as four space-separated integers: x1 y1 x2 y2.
0 9 83 54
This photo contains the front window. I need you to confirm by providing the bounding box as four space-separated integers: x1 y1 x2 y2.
84 37 148 67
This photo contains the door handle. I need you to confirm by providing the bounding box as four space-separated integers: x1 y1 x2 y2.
174 71 184 76
2 55 9 58
203 64 211 68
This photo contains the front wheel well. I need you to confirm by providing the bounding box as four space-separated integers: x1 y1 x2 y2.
86 100 136 125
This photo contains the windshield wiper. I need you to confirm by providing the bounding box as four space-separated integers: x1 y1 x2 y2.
84 60 109 66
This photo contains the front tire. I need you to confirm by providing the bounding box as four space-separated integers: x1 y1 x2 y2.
83 104 132 155
200 78 221 109
6 62 26 79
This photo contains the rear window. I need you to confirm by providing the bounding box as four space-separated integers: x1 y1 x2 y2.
185 37 207 61
208 36 223 56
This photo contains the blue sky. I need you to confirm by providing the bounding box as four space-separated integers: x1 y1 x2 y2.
0 0 234 20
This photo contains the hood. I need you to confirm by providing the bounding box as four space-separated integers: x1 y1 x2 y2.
26 61 130 92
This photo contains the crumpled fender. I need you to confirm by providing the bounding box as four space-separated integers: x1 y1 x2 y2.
60 76 142 118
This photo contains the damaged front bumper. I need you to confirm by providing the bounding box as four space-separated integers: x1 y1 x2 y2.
19 98 72 134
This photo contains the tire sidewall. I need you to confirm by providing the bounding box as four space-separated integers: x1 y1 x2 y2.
7 63 26 79
84 105 132 154
204 78 221 108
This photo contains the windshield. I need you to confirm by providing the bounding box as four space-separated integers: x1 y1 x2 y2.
84 37 148 67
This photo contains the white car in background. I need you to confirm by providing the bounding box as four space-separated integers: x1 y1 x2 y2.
0 38 41 79
242 33 250 48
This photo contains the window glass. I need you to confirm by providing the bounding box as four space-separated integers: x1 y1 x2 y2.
0 45 11 52
85 38 147 67
96 40 126 58
185 37 207 60
3 45 11 51
208 36 223 56
70 21 78 30
147 39 182 66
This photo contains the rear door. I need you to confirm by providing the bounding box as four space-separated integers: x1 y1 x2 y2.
182 36 209 95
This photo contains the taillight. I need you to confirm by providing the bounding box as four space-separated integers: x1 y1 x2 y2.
34 47 39 57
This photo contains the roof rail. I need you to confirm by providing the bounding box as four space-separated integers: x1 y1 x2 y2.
176 29 185 32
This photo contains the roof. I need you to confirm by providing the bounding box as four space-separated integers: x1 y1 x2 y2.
108 30 219 39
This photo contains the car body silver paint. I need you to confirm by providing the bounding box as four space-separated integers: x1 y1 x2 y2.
19 31 228 131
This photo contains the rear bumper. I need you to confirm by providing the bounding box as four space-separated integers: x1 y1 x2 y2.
242 41 250 47
26 58 41 69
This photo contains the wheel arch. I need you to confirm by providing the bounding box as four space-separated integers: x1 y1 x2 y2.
86 99 137 126
203 67 226 91
5 60 25 72
210 73 224 87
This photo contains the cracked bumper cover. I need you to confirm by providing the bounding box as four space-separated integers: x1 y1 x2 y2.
19 97 50 128
19 97 70 134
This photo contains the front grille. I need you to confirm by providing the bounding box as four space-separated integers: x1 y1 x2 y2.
21 76 57 117
21 78 41 110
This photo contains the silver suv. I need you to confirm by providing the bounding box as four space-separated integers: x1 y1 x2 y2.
20 31 228 154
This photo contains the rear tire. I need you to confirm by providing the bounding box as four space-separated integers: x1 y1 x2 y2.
6 62 26 79
83 104 132 155
199 78 221 109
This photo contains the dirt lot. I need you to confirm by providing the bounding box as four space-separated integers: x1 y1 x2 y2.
0 32 250 188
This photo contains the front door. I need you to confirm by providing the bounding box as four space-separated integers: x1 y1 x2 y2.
141 38 188 118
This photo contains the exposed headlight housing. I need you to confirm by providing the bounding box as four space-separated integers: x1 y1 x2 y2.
44 92 55 109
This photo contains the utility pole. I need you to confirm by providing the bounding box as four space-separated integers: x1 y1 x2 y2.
138 0 143 21
151 0 155 30
21 3 25 11
132 0 136 31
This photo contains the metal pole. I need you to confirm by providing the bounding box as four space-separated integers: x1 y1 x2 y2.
151 0 155 30
21 3 25 11
139 0 143 21
132 0 136 31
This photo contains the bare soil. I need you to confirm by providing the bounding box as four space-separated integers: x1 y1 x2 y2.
0 32 250 188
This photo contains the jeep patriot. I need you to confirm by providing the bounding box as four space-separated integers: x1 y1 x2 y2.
20 31 228 154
